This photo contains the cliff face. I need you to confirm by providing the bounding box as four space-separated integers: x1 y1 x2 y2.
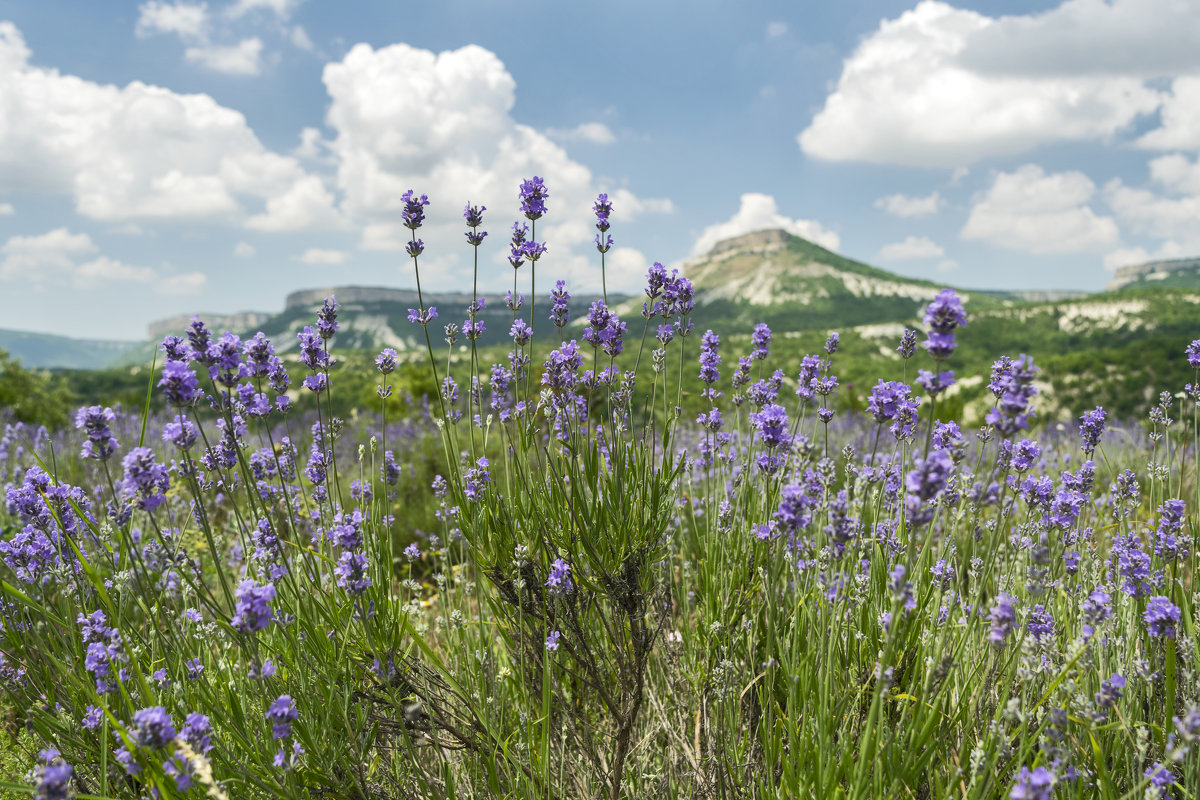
1107 257 1200 291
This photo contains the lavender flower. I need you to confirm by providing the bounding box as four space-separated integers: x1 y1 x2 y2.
74 406 118 461
824 332 839 354
33 749 74 800
1188 338 1200 368
897 329 917 359
916 369 956 397
751 323 772 360
376 348 397 375
1155 499 1188 561
519 176 548 220
132 706 176 748
922 289 967 360
593 193 612 232
159 360 200 407
986 355 1039 437
550 280 570 327
265 695 299 740
988 593 1016 647
1009 766 1054 800
698 330 721 398
545 630 562 651
1145 595 1181 639
546 558 573 595
231 579 275 634
904 449 953 526
119 447 170 512
401 189 429 230
1078 406 1106 456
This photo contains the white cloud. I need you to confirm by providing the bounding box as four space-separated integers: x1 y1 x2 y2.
226 0 300 18
0 228 96 281
0 203 12 216
691 193 839 256
1105 180 1200 250
293 127 329 160
136 1 209 41
936 258 958 272
299 248 348 265
1137 77 1200 151
74 256 156 288
546 122 617 145
1103 242 1184 271
184 37 264 76
0 227 192 291
962 164 1119 253
321 41 668 290
157 272 208 294
290 25 314 52
874 191 942 218
0 23 340 230
1145 152 1200 196
799 0 1163 167
233 241 255 257
877 235 945 261
766 21 788 38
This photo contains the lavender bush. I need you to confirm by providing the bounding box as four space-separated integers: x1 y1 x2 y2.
1 178 1199 800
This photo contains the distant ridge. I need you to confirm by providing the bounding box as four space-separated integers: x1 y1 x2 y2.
1107 256 1200 291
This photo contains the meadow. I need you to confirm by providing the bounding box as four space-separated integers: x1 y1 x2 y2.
0 178 1198 799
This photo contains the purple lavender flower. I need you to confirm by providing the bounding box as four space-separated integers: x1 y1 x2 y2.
1009 766 1054 800
382 450 401 485
1111 533 1155 596
33 749 73 800
120 447 170 512
74 406 118 461
1145 763 1175 797
162 415 198 450
463 457 491 501
316 296 339 340
541 341 583 392
265 695 298 740
986 355 1039 437
550 280 570 328
1187 339 1200 368
335 551 372 595
1078 406 1106 456
922 289 967 360
464 201 486 228
751 323 772 360
1155 499 1188 561
698 330 721 397
519 176 548 220
897 329 917 359
824 332 839 354
749 403 790 450
132 706 176 748
988 593 1016 647
583 300 626 357
1145 595 1181 639
917 369 956 397
160 334 189 361
82 705 102 730
1027 605 1055 642
1081 586 1111 639
593 193 612 232
376 348 397 375
159 360 200 407
545 630 562 651
889 564 916 613
404 542 420 559
546 558 573 595
401 189 429 230
904 449 953 526
407 307 438 326
866 380 913 423
181 712 212 755
1094 673 1125 714
231 579 275 634
510 318 532 346
596 233 613 253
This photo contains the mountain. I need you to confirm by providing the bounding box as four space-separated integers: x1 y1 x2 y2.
1107 256 1200 291
663 229 1017 333
0 328 142 370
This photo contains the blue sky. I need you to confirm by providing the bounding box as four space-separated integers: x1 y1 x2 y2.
1 0 1198 340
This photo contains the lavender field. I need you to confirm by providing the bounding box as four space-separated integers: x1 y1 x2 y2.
2 180 1198 799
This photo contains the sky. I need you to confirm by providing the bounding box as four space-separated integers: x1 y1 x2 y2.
1 0 1199 340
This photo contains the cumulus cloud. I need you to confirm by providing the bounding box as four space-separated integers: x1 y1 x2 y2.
0 227 200 291
874 191 942 218
962 164 1119 254
226 0 301 18
0 203 12 216
766 21 788 38
1103 242 1185 271
799 0 1166 167
1104 180 1200 250
546 122 617 145
0 22 341 230
136 1 209 41
321 41 669 289
877 235 945 261
299 248 348 265
290 25 315 52
185 37 264 76
158 271 209 294
233 241 255 257
691 193 839 257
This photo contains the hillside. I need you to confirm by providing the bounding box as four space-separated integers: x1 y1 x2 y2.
0 328 141 370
